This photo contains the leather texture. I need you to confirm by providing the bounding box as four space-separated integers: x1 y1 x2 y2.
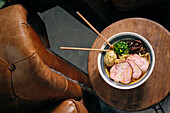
0 4 90 113
33 99 89 113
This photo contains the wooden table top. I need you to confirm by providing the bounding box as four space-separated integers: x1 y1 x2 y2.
88 18 170 111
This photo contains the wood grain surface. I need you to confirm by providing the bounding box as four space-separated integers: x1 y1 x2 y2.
88 18 170 111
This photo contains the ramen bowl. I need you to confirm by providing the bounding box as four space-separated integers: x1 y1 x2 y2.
98 32 155 89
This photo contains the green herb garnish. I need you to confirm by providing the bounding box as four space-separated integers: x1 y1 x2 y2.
113 41 129 55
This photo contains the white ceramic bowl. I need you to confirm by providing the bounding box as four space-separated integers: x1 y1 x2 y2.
98 32 155 89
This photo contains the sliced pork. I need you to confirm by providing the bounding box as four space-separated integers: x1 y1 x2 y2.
127 54 149 73
110 61 132 84
126 60 142 79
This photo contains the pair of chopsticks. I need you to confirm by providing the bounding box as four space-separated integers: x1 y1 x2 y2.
60 11 113 52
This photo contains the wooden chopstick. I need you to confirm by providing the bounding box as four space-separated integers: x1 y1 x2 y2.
60 47 109 52
76 11 113 48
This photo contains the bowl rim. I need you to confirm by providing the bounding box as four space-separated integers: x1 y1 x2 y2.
97 32 155 89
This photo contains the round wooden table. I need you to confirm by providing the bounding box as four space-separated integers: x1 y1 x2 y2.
88 18 170 111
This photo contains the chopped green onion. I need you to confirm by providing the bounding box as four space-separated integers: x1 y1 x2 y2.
113 41 129 55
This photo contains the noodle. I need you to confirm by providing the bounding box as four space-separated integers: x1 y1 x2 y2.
104 39 150 84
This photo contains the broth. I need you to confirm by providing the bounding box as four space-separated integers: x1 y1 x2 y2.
104 39 150 84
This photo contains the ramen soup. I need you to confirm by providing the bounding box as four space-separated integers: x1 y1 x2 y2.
104 39 150 84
